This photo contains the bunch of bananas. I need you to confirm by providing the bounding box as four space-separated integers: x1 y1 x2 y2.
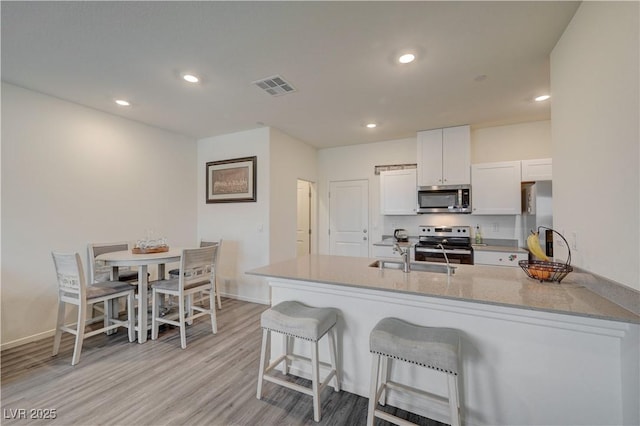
526 231 549 261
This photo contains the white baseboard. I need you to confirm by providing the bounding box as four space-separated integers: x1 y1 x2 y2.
219 292 270 305
1 329 55 351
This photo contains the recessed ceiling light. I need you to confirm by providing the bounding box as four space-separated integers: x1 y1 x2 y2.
183 74 199 83
115 99 130 107
535 95 550 102
398 53 415 64
366 123 377 129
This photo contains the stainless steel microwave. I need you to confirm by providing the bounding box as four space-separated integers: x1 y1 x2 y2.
417 185 471 214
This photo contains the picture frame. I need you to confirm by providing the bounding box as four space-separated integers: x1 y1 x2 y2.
206 156 257 203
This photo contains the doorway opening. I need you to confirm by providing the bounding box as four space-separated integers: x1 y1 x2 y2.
296 179 315 256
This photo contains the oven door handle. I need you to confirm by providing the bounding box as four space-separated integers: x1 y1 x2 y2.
416 247 472 254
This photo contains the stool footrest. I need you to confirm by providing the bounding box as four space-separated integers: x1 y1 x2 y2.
263 375 314 396
384 380 450 407
263 354 338 396
374 409 418 426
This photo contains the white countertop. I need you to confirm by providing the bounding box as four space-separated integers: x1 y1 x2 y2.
247 254 639 324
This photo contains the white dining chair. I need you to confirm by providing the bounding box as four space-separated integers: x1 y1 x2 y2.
51 252 135 366
88 241 139 283
168 239 222 309
87 241 139 325
151 245 218 349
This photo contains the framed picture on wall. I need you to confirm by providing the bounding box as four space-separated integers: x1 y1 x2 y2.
206 156 257 203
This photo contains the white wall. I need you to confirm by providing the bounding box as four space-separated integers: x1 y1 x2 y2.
472 120 551 163
269 128 317 263
317 122 552 253
1 83 197 348
551 2 639 292
197 128 271 304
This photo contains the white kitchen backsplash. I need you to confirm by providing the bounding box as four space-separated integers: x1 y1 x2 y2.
382 214 523 244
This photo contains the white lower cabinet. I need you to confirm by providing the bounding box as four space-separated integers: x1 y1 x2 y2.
474 250 526 267
372 245 398 258
471 161 521 215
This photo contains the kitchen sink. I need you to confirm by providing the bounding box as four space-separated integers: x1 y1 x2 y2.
369 260 455 275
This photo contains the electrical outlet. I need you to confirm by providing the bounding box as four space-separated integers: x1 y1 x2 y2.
571 232 578 251
555 228 565 248
492 223 499 233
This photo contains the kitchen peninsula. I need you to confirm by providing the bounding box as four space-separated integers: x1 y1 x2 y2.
248 255 639 426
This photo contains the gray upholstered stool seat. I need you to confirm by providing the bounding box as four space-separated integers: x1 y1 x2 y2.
260 300 338 341
370 317 459 374
257 301 340 422
367 318 462 426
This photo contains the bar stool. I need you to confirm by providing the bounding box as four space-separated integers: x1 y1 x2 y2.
367 317 461 426
257 301 340 422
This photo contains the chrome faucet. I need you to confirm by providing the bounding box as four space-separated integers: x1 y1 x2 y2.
436 243 453 276
393 243 411 273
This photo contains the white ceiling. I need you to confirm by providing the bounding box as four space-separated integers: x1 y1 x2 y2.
1 1 580 149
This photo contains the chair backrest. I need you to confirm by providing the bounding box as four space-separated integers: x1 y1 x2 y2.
87 241 130 283
52 252 87 299
200 240 218 248
179 245 218 291
201 239 222 273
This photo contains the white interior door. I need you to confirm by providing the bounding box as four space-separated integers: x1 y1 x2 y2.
329 180 369 257
296 180 311 256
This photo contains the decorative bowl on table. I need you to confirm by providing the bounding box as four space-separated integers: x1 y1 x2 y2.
133 238 169 254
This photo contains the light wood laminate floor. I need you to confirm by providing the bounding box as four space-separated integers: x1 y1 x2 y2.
1 299 445 426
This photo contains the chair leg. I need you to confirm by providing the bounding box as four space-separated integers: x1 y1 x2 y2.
379 355 389 405
52 300 65 356
282 335 291 375
367 353 381 426
127 292 135 342
104 299 111 334
71 304 87 366
328 328 340 392
178 295 187 349
448 373 461 426
186 294 193 326
151 289 159 341
213 276 222 309
256 328 270 400
209 288 218 334
311 340 321 422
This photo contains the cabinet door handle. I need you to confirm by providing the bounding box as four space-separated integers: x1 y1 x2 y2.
363 236 368 241
363 229 367 233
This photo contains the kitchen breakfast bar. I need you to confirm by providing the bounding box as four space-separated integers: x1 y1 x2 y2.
247 255 639 426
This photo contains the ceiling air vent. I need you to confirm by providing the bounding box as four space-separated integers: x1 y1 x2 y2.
252 75 297 96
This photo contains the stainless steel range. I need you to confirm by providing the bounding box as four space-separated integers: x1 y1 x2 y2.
414 225 474 264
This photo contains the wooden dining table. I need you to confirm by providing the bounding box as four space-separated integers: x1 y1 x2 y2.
95 248 182 343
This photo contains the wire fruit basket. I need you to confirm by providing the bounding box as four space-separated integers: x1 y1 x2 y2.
519 227 573 283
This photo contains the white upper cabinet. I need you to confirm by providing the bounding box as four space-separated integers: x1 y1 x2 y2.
417 125 470 186
471 161 522 215
521 158 552 181
380 169 417 215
